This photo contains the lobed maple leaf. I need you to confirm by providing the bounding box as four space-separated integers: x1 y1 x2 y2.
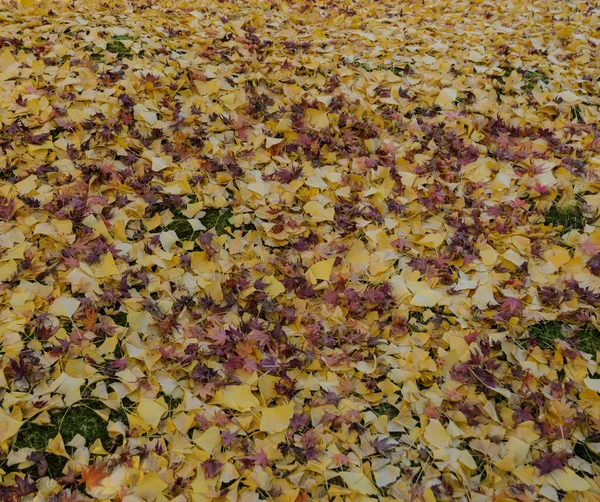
80 462 108 491
242 450 270 469
500 297 523 314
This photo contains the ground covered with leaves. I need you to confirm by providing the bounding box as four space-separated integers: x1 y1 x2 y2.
0 0 600 500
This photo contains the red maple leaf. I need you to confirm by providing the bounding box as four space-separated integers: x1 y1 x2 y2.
81 462 108 491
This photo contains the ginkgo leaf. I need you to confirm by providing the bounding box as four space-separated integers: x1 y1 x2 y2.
47 433 70 458
264 276 286 297
546 468 591 492
436 88 458 107
135 472 169 499
424 419 451 447
212 385 260 412
94 253 119 278
137 398 168 428
373 464 400 487
584 378 600 393
303 201 335 222
306 109 329 129
306 258 335 284
339 472 378 495
48 297 80 318
260 402 294 433
410 289 443 307
195 426 221 454
0 410 22 443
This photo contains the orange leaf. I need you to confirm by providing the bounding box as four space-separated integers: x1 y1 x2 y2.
294 491 309 502
81 462 108 491
82 307 96 331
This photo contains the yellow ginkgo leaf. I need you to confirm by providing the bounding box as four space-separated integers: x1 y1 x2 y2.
212 385 260 412
410 289 443 307
547 468 590 492
306 258 335 284
436 88 457 107
339 472 378 495
195 426 221 453
136 472 169 500
94 253 119 278
260 402 294 433
0 50 17 68
265 276 286 297
424 419 451 447
304 201 334 222
48 297 80 318
47 433 70 458
160 230 179 252
306 109 329 129
137 398 168 428
418 233 445 249
0 410 22 443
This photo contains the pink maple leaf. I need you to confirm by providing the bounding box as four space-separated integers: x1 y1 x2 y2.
580 240 600 255
332 453 349 467
507 197 527 208
244 449 270 469
532 181 549 195
501 297 523 314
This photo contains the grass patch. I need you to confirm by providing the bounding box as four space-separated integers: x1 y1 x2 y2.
578 323 600 355
50 127 65 140
167 216 196 241
522 69 549 91
528 321 600 354
167 208 244 240
201 208 233 236
371 402 399 419
352 61 372 72
490 65 515 84
160 393 183 414
111 312 128 327
11 402 110 477
574 441 600 466
348 60 412 77
106 38 133 60
377 64 412 76
529 321 564 348
545 202 585 233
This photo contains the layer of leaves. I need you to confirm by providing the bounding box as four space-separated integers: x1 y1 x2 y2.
0 0 599 501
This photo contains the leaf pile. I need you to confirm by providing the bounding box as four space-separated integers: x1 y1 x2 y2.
1 0 600 500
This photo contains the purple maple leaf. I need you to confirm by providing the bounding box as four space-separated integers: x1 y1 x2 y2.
202 459 222 479
533 451 570 475
321 390 341 405
513 407 535 425
371 436 396 455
